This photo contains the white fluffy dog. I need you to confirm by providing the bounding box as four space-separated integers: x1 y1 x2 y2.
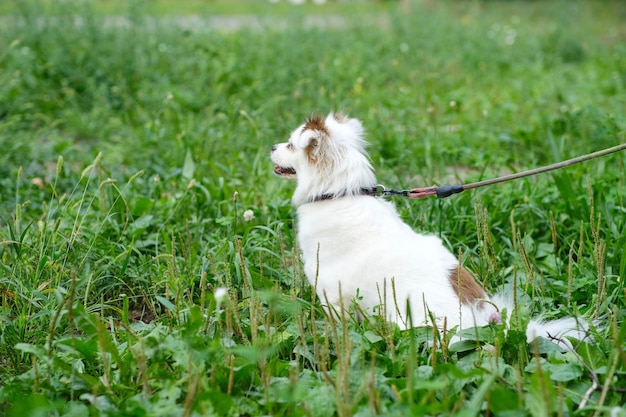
271 112 588 343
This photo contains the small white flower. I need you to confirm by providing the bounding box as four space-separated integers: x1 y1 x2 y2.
449 100 456 108
214 287 228 304
483 343 497 354
243 209 255 222
488 311 502 325
504 28 517 46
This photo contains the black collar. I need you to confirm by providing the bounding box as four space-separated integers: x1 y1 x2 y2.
311 187 378 203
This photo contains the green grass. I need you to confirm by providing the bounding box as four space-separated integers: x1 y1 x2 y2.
1 0 626 415
0 0 395 16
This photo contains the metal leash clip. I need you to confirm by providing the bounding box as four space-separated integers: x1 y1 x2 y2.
376 184 411 197
374 184 387 197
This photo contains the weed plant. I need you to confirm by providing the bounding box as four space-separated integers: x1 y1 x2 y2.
0 0 625 416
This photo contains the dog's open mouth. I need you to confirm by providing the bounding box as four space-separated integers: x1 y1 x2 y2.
274 165 297 178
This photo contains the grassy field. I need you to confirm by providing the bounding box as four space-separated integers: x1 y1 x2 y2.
1 0 626 415
0 0 394 16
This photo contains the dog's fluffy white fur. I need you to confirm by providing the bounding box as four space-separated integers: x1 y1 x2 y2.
272 112 588 343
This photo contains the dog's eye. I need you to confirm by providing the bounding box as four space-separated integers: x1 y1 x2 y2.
286 143 293 150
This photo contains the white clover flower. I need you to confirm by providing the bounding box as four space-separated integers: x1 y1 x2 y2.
488 311 502 325
243 209 255 222
214 287 228 304
504 28 517 46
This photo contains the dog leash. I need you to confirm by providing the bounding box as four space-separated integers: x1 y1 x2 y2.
377 142 626 199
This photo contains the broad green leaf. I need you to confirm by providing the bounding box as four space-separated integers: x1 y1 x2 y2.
363 330 383 344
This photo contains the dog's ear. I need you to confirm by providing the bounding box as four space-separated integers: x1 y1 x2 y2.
299 130 325 162
297 114 329 161
304 136 321 161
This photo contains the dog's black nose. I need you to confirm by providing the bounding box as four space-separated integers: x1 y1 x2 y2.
271 144 277 152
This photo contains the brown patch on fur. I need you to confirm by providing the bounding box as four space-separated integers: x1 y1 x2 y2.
302 114 328 135
302 114 328 163
305 138 319 163
448 266 486 306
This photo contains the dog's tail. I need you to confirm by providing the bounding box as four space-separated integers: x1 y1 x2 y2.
526 317 591 345
490 294 592 347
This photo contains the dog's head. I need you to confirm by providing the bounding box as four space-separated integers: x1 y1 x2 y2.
271 113 376 205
